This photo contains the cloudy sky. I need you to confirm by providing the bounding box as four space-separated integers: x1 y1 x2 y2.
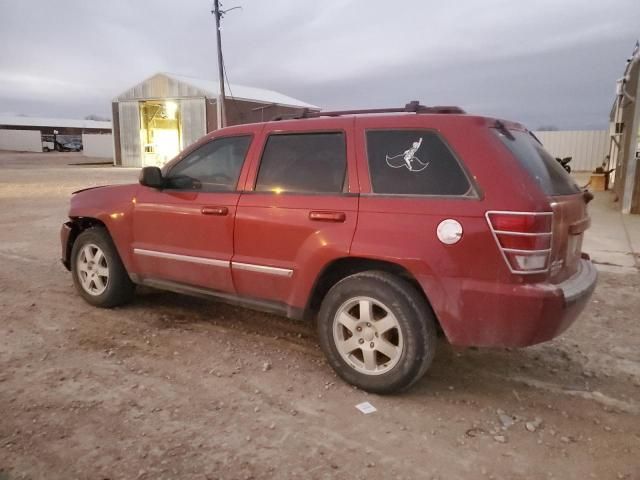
1 0 638 129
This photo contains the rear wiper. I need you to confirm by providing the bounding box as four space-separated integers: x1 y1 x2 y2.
528 131 542 145
494 120 515 140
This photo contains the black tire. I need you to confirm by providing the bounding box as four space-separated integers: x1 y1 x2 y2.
43 147 50 152
71 227 135 308
317 271 437 394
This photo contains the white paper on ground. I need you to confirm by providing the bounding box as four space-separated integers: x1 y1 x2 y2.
355 402 377 414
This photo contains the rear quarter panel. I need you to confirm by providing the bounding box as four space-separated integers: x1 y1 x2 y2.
351 115 552 342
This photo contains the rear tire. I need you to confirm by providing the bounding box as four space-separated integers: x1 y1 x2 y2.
317 271 437 394
71 227 135 308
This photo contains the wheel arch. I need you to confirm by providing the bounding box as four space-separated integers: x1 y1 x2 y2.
305 256 442 331
63 217 109 270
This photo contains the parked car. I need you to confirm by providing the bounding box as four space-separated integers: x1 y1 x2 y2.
60 102 597 393
62 140 83 152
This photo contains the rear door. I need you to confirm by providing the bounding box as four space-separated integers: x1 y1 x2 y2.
132 134 254 292
232 120 359 308
494 129 588 281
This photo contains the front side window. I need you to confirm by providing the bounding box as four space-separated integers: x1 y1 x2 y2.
366 130 472 196
255 132 346 194
165 135 252 192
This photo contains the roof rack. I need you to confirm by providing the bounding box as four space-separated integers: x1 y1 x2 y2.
272 101 465 121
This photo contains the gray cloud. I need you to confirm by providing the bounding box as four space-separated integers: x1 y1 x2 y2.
0 0 638 128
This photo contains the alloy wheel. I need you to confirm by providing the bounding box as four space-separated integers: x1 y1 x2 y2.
332 296 404 375
76 243 109 296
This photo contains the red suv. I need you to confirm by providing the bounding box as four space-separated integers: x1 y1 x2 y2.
60 102 596 393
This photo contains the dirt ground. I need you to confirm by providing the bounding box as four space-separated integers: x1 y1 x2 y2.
0 151 638 480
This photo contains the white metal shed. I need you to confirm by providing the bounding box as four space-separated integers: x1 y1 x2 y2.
112 72 319 168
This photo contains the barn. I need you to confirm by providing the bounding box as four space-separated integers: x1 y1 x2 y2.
111 72 319 168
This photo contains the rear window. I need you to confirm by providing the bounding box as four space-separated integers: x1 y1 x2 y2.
495 129 580 196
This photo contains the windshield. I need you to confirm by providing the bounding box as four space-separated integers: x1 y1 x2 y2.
494 128 580 196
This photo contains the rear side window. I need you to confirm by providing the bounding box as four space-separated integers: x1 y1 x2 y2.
494 129 580 196
255 132 346 193
366 130 471 195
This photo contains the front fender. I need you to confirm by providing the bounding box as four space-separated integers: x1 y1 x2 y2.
67 184 139 272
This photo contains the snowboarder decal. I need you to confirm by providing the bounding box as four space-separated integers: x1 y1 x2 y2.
385 137 429 172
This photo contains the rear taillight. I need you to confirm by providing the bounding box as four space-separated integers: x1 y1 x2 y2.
486 211 553 274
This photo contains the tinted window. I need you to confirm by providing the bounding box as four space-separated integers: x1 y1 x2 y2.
255 133 346 193
366 130 471 195
495 129 580 196
165 136 251 191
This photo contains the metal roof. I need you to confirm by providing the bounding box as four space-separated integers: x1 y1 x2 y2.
114 72 319 110
0 115 111 130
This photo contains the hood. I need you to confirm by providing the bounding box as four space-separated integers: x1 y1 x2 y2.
71 185 112 195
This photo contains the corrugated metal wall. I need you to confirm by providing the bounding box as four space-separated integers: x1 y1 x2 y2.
0 129 42 152
82 133 113 159
116 74 208 101
118 101 141 167
179 98 206 150
534 130 609 172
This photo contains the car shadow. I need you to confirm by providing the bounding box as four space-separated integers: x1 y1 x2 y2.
122 288 595 401
124 287 316 339
409 339 596 402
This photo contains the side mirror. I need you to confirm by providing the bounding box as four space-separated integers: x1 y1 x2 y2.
139 166 164 189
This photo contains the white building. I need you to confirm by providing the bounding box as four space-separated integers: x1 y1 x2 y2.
0 115 112 157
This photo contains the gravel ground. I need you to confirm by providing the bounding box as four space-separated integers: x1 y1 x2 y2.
0 151 638 480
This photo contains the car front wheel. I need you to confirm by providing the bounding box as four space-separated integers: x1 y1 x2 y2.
71 227 135 308
317 271 437 394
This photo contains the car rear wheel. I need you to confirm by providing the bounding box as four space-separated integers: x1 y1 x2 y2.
317 271 437 394
71 227 135 308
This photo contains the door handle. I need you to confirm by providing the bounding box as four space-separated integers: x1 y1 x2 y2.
309 211 346 222
201 206 229 216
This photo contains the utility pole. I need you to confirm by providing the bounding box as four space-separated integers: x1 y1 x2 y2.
212 0 227 128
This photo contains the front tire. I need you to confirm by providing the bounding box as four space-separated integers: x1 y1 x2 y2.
317 271 437 394
71 227 135 308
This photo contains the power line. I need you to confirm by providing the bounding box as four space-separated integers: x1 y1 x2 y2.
221 50 243 122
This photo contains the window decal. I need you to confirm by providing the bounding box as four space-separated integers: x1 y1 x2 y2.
367 130 471 195
385 137 429 172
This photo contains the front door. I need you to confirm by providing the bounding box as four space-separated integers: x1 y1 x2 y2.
132 134 253 292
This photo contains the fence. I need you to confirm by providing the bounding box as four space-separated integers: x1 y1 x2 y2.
534 130 609 172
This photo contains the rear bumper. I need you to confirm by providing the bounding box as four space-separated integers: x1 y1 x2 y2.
558 257 597 305
60 222 73 270
434 258 597 347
